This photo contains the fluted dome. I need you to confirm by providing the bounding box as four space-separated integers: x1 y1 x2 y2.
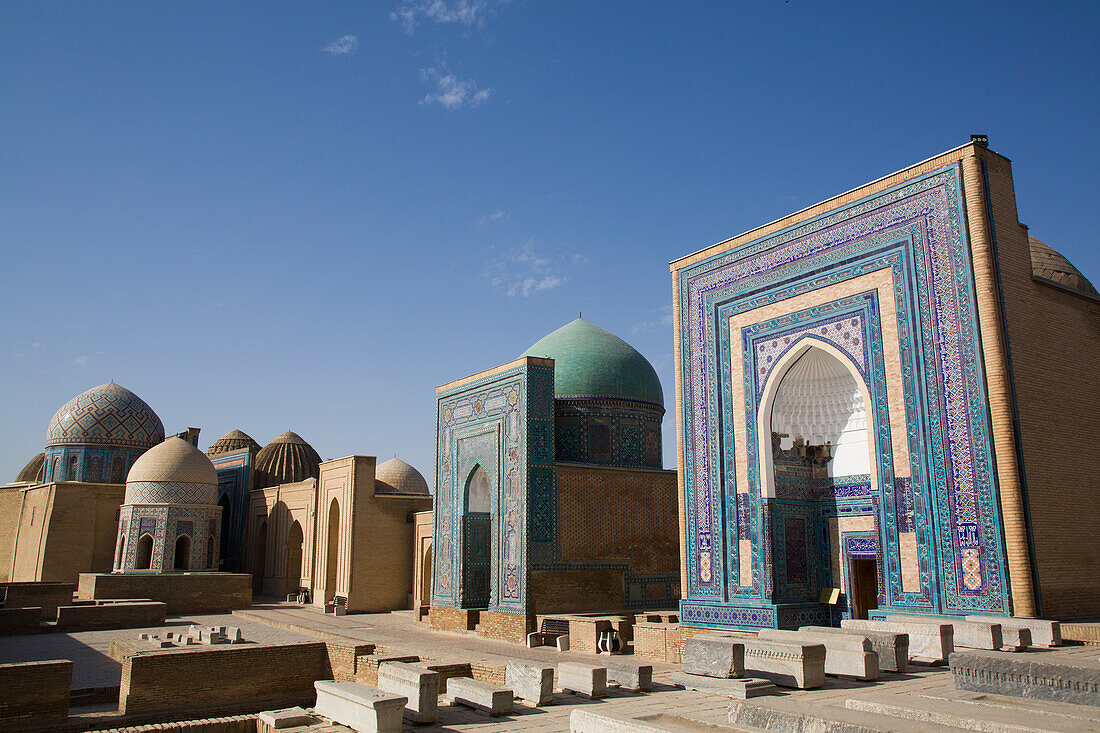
206 429 262 457
124 437 218 505
375 457 430 496
15 452 45 483
254 431 321 487
46 383 164 450
521 318 664 406
1029 236 1098 297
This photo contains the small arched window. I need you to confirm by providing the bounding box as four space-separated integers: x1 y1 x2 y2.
66 455 79 481
110 456 125 484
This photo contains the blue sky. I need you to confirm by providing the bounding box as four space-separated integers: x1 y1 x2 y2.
3 1 1098 484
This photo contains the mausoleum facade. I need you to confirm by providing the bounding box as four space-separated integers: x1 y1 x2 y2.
670 140 1100 629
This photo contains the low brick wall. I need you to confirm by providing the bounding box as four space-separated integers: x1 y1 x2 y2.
478 610 532 644
0 582 75 617
100 714 256 733
353 655 420 686
78 573 250 615
119 642 327 716
56 602 167 632
322 642 377 682
633 622 680 662
1061 622 1100 645
0 659 72 728
0 607 42 636
428 605 479 633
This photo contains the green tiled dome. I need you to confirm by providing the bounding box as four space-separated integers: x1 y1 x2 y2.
521 318 664 406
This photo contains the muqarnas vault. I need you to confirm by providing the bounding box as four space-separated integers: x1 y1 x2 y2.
671 140 1100 630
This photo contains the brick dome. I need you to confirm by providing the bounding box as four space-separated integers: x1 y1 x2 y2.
254 431 321 488
124 437 218 505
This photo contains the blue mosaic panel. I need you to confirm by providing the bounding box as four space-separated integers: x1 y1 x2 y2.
677 163 1009 623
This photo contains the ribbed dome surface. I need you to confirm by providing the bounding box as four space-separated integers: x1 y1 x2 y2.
15 452 45 483
125 437 218 505
521 318 664 406
206 429 262 457
254 431 321 487
375 457 430 496
46 383 164 450
771 348 866 445
1029 236 1098 297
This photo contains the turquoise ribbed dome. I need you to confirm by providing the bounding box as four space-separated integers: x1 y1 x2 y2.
521 319 663 406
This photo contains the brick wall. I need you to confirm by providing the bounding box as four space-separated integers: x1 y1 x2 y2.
428 605 478 633
632 622 681 662
531 569 625 614
0 487 23 583
119 642 327 716
55 602 167 632
972 152 1100 620
352 654 420 687
0 606 42 636
1 581 76 617
77 573 251 614
0 659 72 727
477 610 532 644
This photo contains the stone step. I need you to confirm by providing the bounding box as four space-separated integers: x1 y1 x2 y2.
571 708 767 732
846 691 1100 733
728 695 962 733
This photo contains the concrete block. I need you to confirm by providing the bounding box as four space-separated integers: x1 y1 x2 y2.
759 628 878 680
556 634 570 651
446 677 514 715
886 614 1001 651
505 661 554 705
999 626 1032 652
257 706 315 728
377 660 439 724
741 639 826 689
559 661 608 698
671 673 777 699
967 615 1060 647
314 680 406 733
606 658 653 691
842 618 953 663
681 634 744 678
950 650 1100 707
799 625 908 673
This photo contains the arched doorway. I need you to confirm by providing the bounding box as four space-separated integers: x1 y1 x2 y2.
174 535 191 570
462 465 492 608
421 544 433 603
325 499 340 602
762 342 879 619
219 495 232 570
253 520 268 594
285 520 304 596
135 534 154 570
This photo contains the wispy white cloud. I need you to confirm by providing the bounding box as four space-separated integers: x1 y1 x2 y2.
481 240 577 297
420 64 492 109
478 210 507 224
632 304 674 334
391 0 507 34
323 34 359 55
73 355 89 366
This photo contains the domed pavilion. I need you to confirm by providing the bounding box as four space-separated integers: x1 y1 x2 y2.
427 317 679 641
114 437 221 573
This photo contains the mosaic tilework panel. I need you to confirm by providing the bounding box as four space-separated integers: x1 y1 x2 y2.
43 446 143 484
211 449 251 572
435 360 553 614
553 399 664 469
676 163 1009 621
46 383 164 449
125 481 217 505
